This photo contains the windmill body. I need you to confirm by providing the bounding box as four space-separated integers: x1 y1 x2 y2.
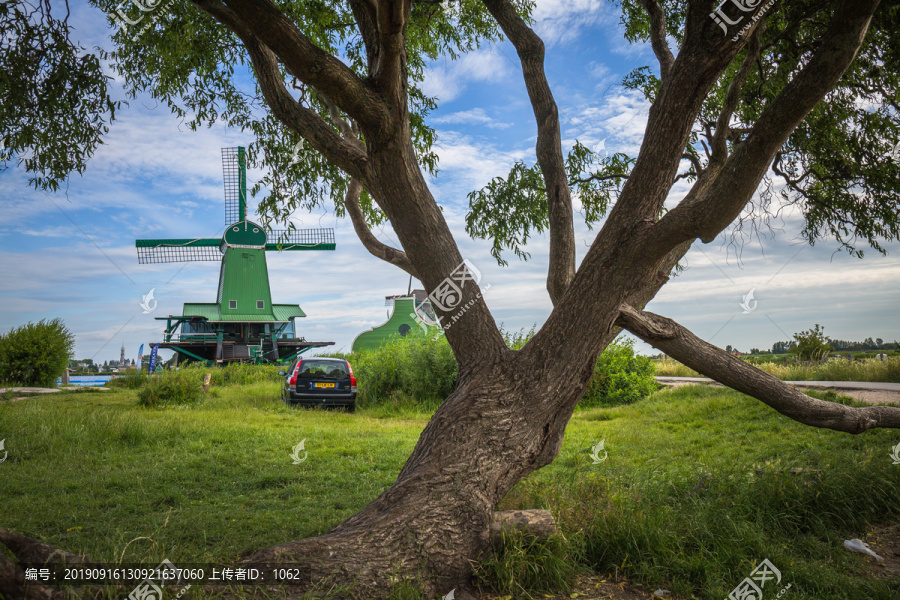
135 147 335 364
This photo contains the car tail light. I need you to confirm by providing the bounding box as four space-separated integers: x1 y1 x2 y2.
288 360 302 386
347 361 357 389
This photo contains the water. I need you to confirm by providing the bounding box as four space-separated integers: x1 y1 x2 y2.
54 375 114 387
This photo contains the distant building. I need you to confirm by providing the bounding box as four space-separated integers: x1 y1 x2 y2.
352 289 441 352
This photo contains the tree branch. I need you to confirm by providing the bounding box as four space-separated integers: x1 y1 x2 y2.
201 0 394 134
313 90 417 277
637 0 675 81
711 23 763 162
569 172 630 185
0 528 90 600
371 0 412 104
653 0 881 248
347 0 380 74
191 0 374 183
481 0 575 305
344 178 419 277
617 305 900 433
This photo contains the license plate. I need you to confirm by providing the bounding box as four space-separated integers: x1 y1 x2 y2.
314 382 335 388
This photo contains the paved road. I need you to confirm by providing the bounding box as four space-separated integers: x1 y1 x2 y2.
655 377 900 392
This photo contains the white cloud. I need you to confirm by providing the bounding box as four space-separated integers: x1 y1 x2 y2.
532 0 614 46
433 108 512 129
422 49 513 102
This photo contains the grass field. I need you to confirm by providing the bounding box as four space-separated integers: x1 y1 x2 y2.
1 383 899 599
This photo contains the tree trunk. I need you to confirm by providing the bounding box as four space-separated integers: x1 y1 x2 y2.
246 339 610 597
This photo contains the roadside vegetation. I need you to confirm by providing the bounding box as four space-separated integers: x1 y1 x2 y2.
100 331 656 414
654 355 900 383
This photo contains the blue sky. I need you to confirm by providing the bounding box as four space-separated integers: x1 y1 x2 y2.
1 0 898 365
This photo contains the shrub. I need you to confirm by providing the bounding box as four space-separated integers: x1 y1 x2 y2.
137 370 203 407
107 370 148 389
580 337 656 407
0 318 74 387
326 330 657 410
791 324 832 361
329 334 457 410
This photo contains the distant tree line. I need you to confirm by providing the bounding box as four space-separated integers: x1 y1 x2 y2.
769 336 897 355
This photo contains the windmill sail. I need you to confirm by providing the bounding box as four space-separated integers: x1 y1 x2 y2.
135 238 222 264
222 146 247 225
265 228 336 251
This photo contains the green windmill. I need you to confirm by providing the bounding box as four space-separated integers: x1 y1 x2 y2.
136 146 336 364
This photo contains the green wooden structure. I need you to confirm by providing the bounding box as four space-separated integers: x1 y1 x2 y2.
351 289 441 352
136 147 335 364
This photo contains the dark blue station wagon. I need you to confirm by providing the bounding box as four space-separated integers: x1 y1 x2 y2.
279 357 357 411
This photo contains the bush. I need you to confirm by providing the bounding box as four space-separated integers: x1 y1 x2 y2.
0 318 74 387
107 370 148 389
325 330 656 411
791 323 832 361
137 370 203 407
580 337 656 407
327 334 457 410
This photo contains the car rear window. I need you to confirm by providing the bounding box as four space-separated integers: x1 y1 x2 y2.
297 360 349 380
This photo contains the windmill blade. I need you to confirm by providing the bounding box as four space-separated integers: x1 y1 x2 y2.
136 238 222 264
265 228 336 251
222 146 247 224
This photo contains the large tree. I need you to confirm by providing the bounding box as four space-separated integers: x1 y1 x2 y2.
2 0 900 597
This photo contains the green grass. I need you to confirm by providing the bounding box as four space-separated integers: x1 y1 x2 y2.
0 383 416 565
501 386 900 599
1 384 898 599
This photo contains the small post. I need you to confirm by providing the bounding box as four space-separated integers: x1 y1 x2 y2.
202 373 211 393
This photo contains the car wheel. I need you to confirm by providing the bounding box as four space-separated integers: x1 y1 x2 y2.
347 402 356 413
